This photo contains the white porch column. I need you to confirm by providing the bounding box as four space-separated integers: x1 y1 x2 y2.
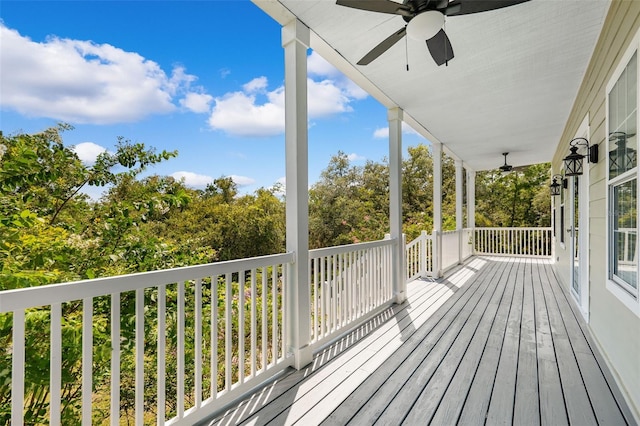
282 19 312 370
388 107 406 303
455 159 463 264
467 169 476 254
432 142 443 278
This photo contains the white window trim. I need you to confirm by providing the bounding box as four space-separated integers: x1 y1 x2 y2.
605 29 640 317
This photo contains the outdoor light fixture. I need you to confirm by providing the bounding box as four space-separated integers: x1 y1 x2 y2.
563 137 598 176
549 174 563 196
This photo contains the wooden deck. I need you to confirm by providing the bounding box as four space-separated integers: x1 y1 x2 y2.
203 257 637 426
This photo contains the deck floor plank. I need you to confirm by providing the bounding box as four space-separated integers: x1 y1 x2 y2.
201 257 635 426
538 260 597 426
211 282 441 425
449 258 520 426
485 258 526 425
236 265 478 425
544 264 629 426
513 258 541 425
361 258 504 424
531 259 568 425
401 255 519 424
321 259 502 425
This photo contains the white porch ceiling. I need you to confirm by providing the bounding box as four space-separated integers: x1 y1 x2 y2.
253 0 610 171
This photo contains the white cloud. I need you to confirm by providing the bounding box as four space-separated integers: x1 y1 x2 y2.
308 51 340 78
73 142 107 165
208 87 285 137
229 175 255 187
180 92 213 113
373 127 389 139
243 77 268 93
347 153 365 162
307 51 367 100
0 24 208 124
170 171 213 188
373 123 422 139
208 75 357 137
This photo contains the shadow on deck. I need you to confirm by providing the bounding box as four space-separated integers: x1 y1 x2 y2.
202 256 636 426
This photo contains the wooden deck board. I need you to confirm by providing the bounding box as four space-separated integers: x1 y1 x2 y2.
531 259 567 425
373 258 504 424
446 258 519 426
485 258 525 425
401 254 518 424
202 257 635 426
543 264 629 426
513 259 541 425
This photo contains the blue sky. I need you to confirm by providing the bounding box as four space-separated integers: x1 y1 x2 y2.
0 0 427 198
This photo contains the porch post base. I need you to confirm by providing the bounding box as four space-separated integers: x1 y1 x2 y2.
293 345 313 370
395 291 407 304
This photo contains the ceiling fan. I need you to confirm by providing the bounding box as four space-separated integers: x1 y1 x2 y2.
336 0 530 66
498 152 528 173
499 152 513 173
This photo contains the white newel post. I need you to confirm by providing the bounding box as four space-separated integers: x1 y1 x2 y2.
388 107 406 303
455 159 463 264
420 230 428 277
282 19 312 370
467 169 476 254
432 142 443 278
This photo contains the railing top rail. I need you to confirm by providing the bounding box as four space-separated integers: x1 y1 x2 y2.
475 227 552 231
406 235 429 249
309 238 395 258
0 252 295 313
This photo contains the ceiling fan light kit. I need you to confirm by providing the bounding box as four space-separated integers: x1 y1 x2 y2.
406 10 444 40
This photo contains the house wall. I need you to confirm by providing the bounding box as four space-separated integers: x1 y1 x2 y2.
552 0 640 418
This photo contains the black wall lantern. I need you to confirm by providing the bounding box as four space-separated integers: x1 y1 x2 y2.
563 137 599 176
549 174 563 196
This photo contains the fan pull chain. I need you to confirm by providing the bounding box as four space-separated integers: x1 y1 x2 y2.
444 19 449 66
405 29 409 71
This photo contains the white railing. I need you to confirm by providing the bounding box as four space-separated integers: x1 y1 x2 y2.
441 230 461 272
1 227 554 425
309 239 394 348
406 231 433 281
0 253 294 426
474 227 553 258
461 228 474 260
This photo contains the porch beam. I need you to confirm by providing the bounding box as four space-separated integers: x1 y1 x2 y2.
282 19 312 370
432 141 442 277
388 107 406 303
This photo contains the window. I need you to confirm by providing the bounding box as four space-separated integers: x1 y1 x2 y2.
608 51 638 298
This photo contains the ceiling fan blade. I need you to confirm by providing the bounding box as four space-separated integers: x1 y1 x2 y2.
336 0 411 15
426 29 454 66
445 0 530 16
357 27 407 65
